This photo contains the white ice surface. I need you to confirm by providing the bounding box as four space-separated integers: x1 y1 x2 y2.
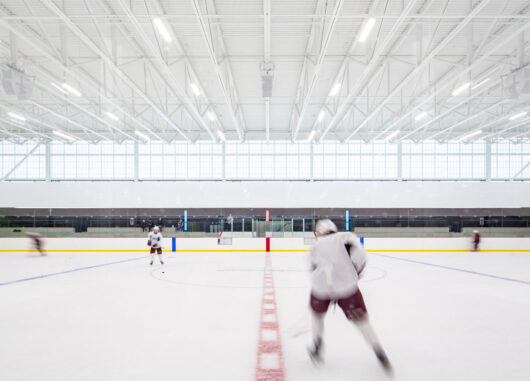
1 249 529 381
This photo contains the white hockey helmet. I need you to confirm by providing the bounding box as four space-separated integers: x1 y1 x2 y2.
153 226 160 232
316 219 338 236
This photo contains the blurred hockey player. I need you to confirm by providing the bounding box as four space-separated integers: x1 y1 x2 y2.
27 232 45 256
147 226 164 266
473 230 481 252
308 219 391 372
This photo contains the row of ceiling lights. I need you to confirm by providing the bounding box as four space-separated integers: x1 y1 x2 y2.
3 16 525 144
152 17 225 141
9 17 221 144
310 64 523 143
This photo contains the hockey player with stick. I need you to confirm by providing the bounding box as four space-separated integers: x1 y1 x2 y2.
308 219 391 372
147 226 164 266
27 232 45 256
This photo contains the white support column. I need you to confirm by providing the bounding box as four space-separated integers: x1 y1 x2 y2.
310 142 314 181
45 142 51 182
485 142 491 181
397 142 402 181
222 142 226 181
134 141 139 182
264 0 271 142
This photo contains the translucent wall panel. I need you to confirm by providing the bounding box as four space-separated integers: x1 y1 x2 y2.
0 140 528 181
138 142 222 180
0 142 45 179
401 142 486 179
50 142 134 179
491 143 530 179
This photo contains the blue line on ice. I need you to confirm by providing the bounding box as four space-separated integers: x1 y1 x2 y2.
0 256 146 287
372 253 530 285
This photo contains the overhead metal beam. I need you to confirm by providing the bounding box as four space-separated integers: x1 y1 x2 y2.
290 0 345 140
374 21 530 141
191 0 245 140
4 14 530 21
0 119 52 141
0 19 164 142
38 0 190 140
0 126 27 141
426 99 506 140
400 79 502 140
28 101 108 142
482 116 530 140
324 0 495 141
317 0 424 141
264 0 271 141
114 0 216 140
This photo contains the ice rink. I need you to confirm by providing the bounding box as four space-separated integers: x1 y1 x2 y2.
1 247 530 381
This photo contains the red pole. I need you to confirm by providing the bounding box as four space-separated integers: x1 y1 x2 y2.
266 237 270 252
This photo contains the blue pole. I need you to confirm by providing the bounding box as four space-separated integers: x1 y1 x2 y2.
360 237 364 247
345 210 350 231
184 210 188 231
172 237 176 252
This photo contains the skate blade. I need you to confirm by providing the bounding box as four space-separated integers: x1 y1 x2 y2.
308 350 323 367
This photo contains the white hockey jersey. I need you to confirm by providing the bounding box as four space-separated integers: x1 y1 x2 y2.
310 232 367 299
148 231 163 248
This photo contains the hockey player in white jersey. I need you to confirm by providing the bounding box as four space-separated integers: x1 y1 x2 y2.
147 226 164 266
308 219 391 372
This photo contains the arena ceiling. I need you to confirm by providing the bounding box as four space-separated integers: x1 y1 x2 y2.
0 0 529 144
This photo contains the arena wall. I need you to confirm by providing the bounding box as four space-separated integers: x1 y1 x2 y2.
1 237 529 252
0 181 529 209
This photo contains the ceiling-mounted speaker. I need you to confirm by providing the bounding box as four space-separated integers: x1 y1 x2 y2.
502 63 530 99
2 66 34 100
260 62 274 99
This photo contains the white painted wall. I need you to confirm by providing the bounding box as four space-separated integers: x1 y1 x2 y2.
1 237 529 252
0 181 529 208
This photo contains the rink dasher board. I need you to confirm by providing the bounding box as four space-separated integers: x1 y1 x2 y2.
2 249 530 253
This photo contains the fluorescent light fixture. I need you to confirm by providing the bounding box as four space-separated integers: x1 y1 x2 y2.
308 130 316 141
329 83 341 97
471 77 490 90
105 111 119 121
358 18 376 43
53 130 76 142
452 82 470 96
153 18 172 43
217 130 226 142
190 83 201 96
509 111 527 121
134 130 150 141
415 112 428 121
51 82 68 94
7 112 26 122
385 130 400 141
317 110 326 123
61 83 82 97
459 129 482 141
206 111 216 121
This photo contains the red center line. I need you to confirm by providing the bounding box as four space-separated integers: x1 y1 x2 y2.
255 252 286 381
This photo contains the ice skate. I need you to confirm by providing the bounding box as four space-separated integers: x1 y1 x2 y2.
374 347 392 373
308 338 323 365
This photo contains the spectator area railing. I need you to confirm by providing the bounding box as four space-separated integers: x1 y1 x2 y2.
0 226 529 238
